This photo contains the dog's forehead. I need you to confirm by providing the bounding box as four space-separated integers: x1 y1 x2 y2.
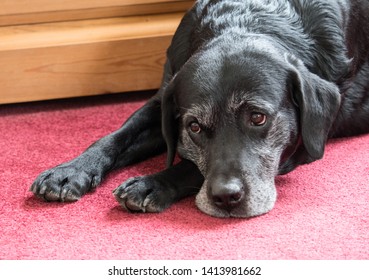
175 52 285 115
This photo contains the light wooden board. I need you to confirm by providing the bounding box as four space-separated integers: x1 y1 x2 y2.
0 13 184 104
0 1 193 26
0 0 185 15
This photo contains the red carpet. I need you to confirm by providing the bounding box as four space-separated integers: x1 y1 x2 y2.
1 91 368 260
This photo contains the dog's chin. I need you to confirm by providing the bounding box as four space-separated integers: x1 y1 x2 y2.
195 184 277 218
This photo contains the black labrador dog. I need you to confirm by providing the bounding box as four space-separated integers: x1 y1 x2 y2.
31 0 369 218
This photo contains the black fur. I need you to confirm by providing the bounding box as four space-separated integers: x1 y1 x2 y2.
31 0 369 218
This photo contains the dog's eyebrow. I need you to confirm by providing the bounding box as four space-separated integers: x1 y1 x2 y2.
228 91 275 113
180 102 217 128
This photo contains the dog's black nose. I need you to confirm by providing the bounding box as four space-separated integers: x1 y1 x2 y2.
211 179 244 209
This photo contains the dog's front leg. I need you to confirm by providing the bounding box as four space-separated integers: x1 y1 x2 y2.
30 95 166 202
114 159 204 212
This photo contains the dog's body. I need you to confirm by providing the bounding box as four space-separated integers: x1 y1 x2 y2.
31 0 369 218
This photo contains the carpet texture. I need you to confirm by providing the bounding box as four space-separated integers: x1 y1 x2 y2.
0 91 368 260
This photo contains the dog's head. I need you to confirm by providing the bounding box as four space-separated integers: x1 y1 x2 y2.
162 39 341 218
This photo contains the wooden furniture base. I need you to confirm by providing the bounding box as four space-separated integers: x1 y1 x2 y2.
0 1 192 104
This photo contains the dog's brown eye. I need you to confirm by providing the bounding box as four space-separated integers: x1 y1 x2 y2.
251 113 267 126
189 121 201 133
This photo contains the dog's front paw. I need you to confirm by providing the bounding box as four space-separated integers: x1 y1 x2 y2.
113 176 175 213
30 162 102 202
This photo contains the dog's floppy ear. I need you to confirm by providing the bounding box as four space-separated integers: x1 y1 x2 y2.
286 54 341 160
161 78 179 167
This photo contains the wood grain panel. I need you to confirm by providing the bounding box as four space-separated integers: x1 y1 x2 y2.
0 0 185 15
0 1 193 26
0 13 183 50
0 37 169 104
0 13 184 104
